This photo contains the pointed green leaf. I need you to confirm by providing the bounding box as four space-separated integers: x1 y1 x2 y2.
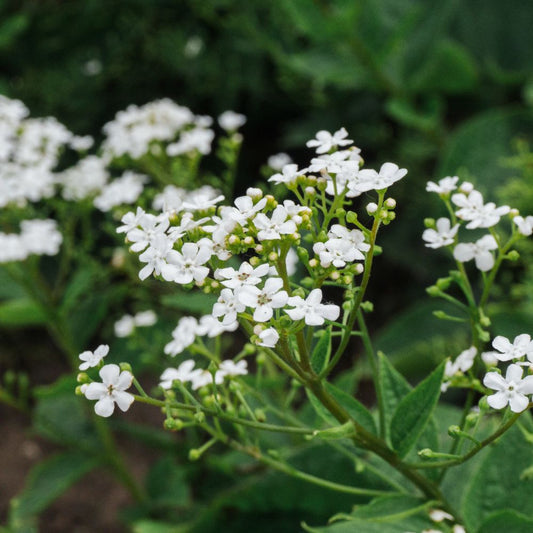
326 383 377 436
390 362 445 458
378 352 411 442
311 327 332 374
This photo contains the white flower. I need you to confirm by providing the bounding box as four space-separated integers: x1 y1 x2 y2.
422 218 459 249
306 127 353 154
197 314 238 336
483 364 533 413
285 288 340 326
166 242 212 284
219 359 248 377
482 334 533 363
444 347 477 379
253 205 297 241
226 195 267 224
451 190 510 229
238 278 289 322
84 364 134 417
79 344 109 370
429 509 454 522
20 219 62 256
269 164 301 186
212 288 246 325
356 162 407 191
114 315 136 337
94 171 146 211
117 207 146 234
267 152 292 170
191 369 225 390
453 235 498 271
426 176 459 194
134 310 157 327
215 262 270 289
138 233 176 280
159 360 201 389
313 238 364 268
182 186 224 211
256 327 279 347
126 213 170 252
164 317 199 356
514 215 533 236
328 225 370 253
218 110 246 131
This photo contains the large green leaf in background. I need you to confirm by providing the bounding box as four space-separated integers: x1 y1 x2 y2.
437 109 533 190
461 424 533 531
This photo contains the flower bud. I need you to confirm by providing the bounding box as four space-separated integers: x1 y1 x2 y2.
77 372 90 384
268 251 279 262
354 263 364 275
164 418 183 431
436 277 452 290
346 211 358 224
506 250 520 261
246 187 263 199
330 271 340 281
305 186 316 197
384 198 396 209
366 202 378 214
189 449 202 461
255 409 266 422
509 208 519 217
308 259 318 268
447 425 462 438
119 362 132 373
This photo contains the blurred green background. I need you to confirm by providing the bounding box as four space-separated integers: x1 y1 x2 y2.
2 0 533 531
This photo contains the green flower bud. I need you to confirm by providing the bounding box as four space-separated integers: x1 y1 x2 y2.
346 211 358 223
189 449 202 461
77 372 90 384
255 409 266 422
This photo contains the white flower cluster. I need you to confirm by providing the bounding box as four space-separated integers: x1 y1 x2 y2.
159 358 248 391
118 127 406 372
101 99 221 161
0 95 92 208
481 334 533 413
424 177 530 271
0 219 63 263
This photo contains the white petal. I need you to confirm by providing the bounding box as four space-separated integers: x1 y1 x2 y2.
84 382 107 400
254 305 273 322
113 390 134 412
487 391 509 410
509 393 529 413
483 372 506 391
474 251 494 271
94 396 115 417
505 364 524 382
99 364 120 386
115 371 133 391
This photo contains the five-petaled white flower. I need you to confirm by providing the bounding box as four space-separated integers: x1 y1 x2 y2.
159 360 201 389
356 162 407 191
83 364 134 417
166 242 212 284
426 176 459 195
483 364 533 413
452 190 510 229
256 327 279 347
219 359 248 377
215 262 269 289
285 288 340 326
79 344 109 371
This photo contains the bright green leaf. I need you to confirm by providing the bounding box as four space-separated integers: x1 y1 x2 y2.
477 510 533 533
390 362 445 458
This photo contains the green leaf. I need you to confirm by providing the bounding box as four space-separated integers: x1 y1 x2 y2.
0 266 25 299
311 327 332 374
302 513 433 532
146 456 191 509
350 494 428 521
60 265 101 314
326 383 377 436
160 291 216 314
461 425 533 531
409 40 478 93
9 451 98 526
133 521 189 533
390 362 445 458
0 13 29 50
378 352 411 443
477 510 533 533
437 109 533 191
34 376 98 450
0 298 46 327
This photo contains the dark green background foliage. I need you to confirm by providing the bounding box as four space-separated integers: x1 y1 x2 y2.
2 1 533 531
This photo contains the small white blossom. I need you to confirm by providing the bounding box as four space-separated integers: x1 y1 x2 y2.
422 218 459 249
356 162 407 191
216 262 270 289
219 359 248 377
514 215 533 236
267 152 292 170
285 289 340 326
84 364 134 417
159 360 201 389
453 235 498 271
482 334 533 363
238 278 289 322
212 288 246 325
191 369 225 390
253 206 297 241
165 317 199 356
483 364 533 413
166 242 212 285
114 315 136 337
426 176 459 195
444 347 477 380
256 327 279 347
79 344 109 370
269 164 301 186
306 127 353 154
452 190 510 229
218 110 246 131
